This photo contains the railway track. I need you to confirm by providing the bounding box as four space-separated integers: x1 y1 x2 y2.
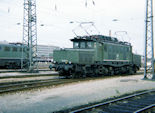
0 71 144 94
0 71 59 79
0 75 131 94
0 78 78 94
0 70 143 79
70 89 155 113
0 69 51 73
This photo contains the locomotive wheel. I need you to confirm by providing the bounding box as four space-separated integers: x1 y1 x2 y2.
133 66 138 73
71 70 86 78
108 67 114 76
128 67 134 75
59 70 64 76
81 71 86 78
98 66 104 75
109 70 114 76
98 66 108 76
6 65 12 69
94 69 100 77
104 67 109 76
114 68 120 75
59 69 70 77
71 71 77 78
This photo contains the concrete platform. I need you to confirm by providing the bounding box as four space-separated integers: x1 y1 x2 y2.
0 74 155 113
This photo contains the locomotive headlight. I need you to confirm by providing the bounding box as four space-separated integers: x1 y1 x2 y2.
53 61 56 63
69 61 72 64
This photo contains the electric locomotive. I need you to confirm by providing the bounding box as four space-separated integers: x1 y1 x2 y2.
51 35 141 78
0 43 28 69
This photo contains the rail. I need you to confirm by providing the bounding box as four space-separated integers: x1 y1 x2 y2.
0 78 77 94
70 89 155 113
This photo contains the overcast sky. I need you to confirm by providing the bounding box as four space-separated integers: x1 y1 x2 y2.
0 0 153 55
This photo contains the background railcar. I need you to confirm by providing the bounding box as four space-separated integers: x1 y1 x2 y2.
0 43 28 69
52 35 141 78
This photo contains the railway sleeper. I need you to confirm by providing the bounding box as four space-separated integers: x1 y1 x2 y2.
107 104 139 111
128 101 153 106
118 103 145 109
119 102 149 108
103 107 132 113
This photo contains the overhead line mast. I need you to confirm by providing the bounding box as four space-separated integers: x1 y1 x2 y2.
144 0 155 79
22 0 38 72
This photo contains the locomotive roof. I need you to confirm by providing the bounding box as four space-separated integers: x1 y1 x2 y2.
71 35 131 46
0 42 27 47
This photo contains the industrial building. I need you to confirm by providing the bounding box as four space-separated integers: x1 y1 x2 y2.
37 44 60 61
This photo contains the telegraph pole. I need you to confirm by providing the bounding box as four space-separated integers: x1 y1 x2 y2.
22 0 38 72
144 0 155 79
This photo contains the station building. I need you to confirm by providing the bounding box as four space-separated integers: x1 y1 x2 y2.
37 44 60 61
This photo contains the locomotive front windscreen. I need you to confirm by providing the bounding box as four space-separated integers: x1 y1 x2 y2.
73 41 94 49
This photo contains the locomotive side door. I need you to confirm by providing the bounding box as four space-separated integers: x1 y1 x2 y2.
95 42 103 61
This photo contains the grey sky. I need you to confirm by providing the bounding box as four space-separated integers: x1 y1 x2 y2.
0 0 152 55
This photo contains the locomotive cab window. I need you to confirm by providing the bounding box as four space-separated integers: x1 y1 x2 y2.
13 47 17 52
86 42 94 48
80 42 86 48
73 42 79 48
4 46 10 51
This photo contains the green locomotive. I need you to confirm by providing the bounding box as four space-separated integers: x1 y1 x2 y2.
52 35 141 78
0 43 28 69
